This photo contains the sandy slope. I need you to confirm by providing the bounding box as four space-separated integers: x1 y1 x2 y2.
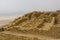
0 18 59 40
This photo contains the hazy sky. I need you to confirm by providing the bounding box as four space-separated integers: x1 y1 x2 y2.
0 0 60 16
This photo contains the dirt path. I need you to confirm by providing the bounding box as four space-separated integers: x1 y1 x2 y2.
0 31 58 40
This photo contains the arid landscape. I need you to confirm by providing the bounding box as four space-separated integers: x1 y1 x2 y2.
0 10 60 40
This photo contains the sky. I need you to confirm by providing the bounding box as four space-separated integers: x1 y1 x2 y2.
0 0 60 16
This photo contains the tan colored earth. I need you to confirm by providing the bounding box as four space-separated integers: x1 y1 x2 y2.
0 10 60 40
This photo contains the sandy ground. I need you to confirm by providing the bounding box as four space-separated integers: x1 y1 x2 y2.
0 30 60 40
0 31 57 40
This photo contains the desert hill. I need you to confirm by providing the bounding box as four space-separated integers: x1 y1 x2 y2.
0 10 60 40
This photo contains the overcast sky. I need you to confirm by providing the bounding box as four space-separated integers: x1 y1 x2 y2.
0 0 60 16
